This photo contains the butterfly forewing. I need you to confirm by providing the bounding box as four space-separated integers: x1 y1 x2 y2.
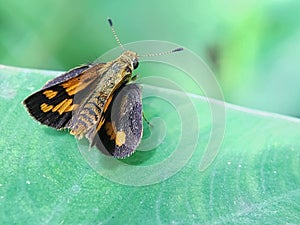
23 63 106 129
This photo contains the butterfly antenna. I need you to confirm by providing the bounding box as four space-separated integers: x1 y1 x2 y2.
108 18 125 50
138 47 184 58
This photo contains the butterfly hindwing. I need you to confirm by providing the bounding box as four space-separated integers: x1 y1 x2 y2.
93 83 143 158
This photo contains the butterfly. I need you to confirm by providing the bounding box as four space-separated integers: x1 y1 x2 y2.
23 18 183 158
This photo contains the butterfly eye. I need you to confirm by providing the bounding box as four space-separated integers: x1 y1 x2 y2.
133 60 139 69
125 67 132 74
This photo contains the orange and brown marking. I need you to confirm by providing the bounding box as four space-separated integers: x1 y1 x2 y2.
52 99 66 113
104 122 126 146
64 103 79 112
40 103 54 112
116 131 126 146
52 99 73 115
105 121 115 140
60 76 93 96
43 90 58 99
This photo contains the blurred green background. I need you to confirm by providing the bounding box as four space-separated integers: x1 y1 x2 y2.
1 1 300 224
1 0 300 117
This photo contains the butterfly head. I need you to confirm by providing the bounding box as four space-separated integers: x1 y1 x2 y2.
121 50 139 69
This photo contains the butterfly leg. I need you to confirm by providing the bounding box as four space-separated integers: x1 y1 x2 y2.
142 112 153 127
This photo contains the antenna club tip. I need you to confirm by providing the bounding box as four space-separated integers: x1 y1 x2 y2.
172 47 184 53
107 18 113 27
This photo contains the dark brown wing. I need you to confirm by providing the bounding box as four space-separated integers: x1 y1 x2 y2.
23 63 105 129
92 83 143 158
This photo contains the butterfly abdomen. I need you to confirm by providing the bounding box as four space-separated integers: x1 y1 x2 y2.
69 92 109 138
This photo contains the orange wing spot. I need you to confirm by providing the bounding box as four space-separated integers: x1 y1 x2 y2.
52 99 67 113
60 77 79 89
43 90 58 99
65 103 79 112
116 131 126 146
105 122 113 137
51 99 73 115
58 99 73 115
105 121 119 140
66 84 81 95
61 77 92 96
40 103 53 112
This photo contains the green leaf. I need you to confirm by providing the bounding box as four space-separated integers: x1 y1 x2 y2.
0 65 299 224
